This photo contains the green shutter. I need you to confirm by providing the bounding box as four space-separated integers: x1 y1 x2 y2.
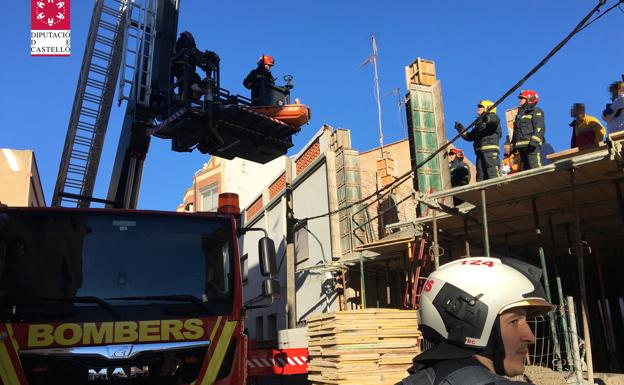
407 84 444 198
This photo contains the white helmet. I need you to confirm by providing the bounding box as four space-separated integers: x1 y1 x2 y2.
419 257 554 349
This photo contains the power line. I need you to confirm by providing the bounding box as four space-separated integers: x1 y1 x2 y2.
578 0 623 32
299 0 609 224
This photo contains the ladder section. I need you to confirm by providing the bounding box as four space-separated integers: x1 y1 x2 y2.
52 0 128 207
118 0 157 107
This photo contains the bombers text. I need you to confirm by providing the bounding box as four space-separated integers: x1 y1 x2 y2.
27 319 205 348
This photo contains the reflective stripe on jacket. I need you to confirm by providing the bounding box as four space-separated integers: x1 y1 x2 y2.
512 105 545 148
461 112 502 153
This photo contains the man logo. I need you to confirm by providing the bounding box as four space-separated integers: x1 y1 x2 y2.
88 366 149 381
107 345 133 359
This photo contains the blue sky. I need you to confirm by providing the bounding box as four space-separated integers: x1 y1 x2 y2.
2 1 622 210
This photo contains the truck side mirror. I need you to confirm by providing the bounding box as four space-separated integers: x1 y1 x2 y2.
258 237 277 277
262 278 280 298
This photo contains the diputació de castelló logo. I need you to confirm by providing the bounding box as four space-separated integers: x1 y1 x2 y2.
31 0 71 56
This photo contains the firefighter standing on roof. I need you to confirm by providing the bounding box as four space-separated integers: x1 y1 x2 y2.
243 54 276 106
512 90 545 170
454 100 502 181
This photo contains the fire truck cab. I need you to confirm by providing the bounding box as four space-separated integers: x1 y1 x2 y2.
0 202 279 385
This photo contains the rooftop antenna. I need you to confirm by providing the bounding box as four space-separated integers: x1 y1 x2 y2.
372 35 384 156
384 87 406 140
359 35 384 156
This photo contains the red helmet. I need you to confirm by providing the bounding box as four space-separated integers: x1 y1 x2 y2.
519 89 539 104
448 148 464 160
258 54 275 67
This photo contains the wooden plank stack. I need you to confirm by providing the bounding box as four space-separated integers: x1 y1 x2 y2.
307 309 421 385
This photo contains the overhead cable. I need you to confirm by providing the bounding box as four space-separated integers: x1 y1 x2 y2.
578 0 623 32
299 0 609 223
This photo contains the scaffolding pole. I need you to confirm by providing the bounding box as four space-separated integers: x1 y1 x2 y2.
556 276 572 370
350 206 366 309
570 168 594 384
548 214 573 370
531 199 562 371
567 296 585 385
595 248 619 372
463 218 471 257
432 207 439 269
480 189 490 257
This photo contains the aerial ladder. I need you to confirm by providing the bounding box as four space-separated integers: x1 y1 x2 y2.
51 0 129 207
52 0 309 209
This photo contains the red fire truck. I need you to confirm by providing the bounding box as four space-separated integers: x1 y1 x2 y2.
0 196 289 384
0 0 313 382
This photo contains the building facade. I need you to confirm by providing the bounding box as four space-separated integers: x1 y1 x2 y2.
239 126 444 342
240 126 346 343
176 156 285 212
0 149 45 207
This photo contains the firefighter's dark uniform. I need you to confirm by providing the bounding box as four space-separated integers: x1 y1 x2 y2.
398 357 528 385
449 158 470 187
172 33 197 94
457 112 501 181
512 104 545 170
243 65 276 106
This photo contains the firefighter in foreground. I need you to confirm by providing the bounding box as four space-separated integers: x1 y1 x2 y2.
512 90 545 170
398 257 555 385
448 148 470 187
569 102 605 148
454 100 502 181
243 54 276 106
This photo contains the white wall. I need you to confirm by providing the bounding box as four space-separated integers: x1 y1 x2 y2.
291 162 338 322
222 156 285 208
240 157 342 342
239 197 288 342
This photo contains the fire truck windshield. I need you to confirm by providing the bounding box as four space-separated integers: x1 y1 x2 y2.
0 210 234 318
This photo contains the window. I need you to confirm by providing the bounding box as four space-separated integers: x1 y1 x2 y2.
200 183 219 212
255 316 264 341
241 253 248 284
266 313 277 341
0 211 236 316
